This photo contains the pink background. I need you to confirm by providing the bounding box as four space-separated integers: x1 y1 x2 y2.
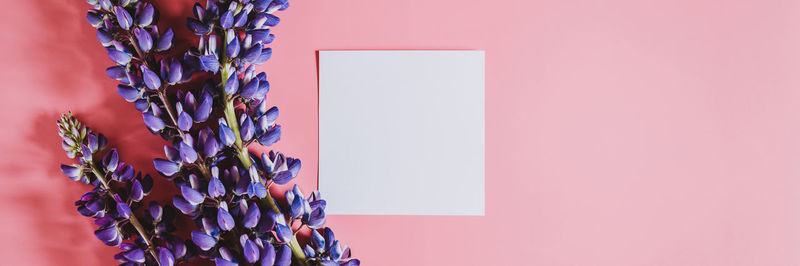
2 0 800 265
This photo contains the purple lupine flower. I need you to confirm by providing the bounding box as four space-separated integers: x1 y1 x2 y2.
58 113 187 264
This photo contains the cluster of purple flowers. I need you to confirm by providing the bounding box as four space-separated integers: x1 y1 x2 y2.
66 0 361 265
59 113 190 265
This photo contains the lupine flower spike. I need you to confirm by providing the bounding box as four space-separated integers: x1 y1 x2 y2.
59 113 190 266
81 0 359 265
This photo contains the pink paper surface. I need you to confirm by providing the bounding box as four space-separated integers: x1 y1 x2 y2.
1 0 800 265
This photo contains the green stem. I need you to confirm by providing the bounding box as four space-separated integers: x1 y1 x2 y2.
90 165 161 266
219 60 308 264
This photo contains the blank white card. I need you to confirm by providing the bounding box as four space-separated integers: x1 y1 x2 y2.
319 50 485 215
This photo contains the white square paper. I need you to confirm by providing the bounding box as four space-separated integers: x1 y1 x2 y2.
319 50 485 216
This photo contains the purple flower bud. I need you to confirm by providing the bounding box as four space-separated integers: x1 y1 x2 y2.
217 208 235 231
116 201 131 219
155 28 174 51
260 242 276 265
220 10 234 29
306 208 326 229
142 112 165 131
153 158 180 176
243 238 259 263
130 178 144 201
248 29 270 44
179 142 198 163
113 163 135 182
198 54 220 73
80 144 92 162
180 185 205 205
264 14 280 27
275 223 293 243
106 66 126 80
226 37 240 58
191 231 217 251
240 116 254 141
195 92 212 122
173 195 197 214
208 177 226 198
253 0 272 12
254 47 273 64
95 225 121 246
287 158 301 177
258 125 281 146
86 10 104 27
219 123 236 146
224 74 239 95
311 230 325 251
233 10 249 28
157 247 175 266
265 106 279 124
203 133 220 157
243 202 260 228
114 6 133 30
141 66 161 90
134 28 153 52
274 244 292 266
97 29 113 46
149 202 163 222
60 164 82 181
272 171 293 185
186 18 211 35
241 79 259 99
248 182 268 198
117 84 141 102
242 43 262 63
136 3 155 26
106 48 131 65
177 111 193 131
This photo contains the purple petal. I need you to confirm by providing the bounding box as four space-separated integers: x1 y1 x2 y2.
114 6 133 30
191 231 217 251
167 58 183 84
143 112 166 131
149 202 163 222
240 116 254 141
248 29 271 44
203 133 220 157
220 10 234 29
117 84 141 102
272 171 294 185
208 177 226 198
102 149 119 172
243 202 260 228
123 249 145 263
97 29 113 46
254 48 273 65
116 201 131 219
155 28 174 51
106 66 127 80
198 54 220 73
186 18 211 35
86 10 104 27
219 123 236 146
274 244 291 266
181 185 205 205
141 66 161 90
258 125 281 146
177 111 193 131
224 74 239 95
157 247 175 266
311 230 325 251
134 28 153 52
215 258 238 266
226 37 240 58
243 239 259 263
136 3 155 26
130 178 144 201
275 223 292 243
195 92 212 122
173 195 197 214
60 164 81 181
242 43 262 63
153 158 180 176
217 208 235 231
241 79 259 99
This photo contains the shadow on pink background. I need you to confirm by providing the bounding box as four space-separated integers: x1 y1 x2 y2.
1 0 800 265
